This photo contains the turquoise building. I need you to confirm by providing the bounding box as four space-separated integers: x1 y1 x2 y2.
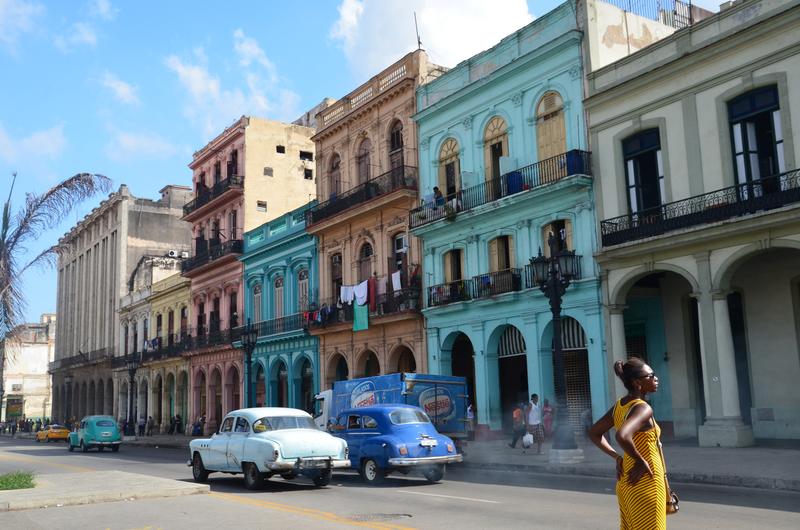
411 3 606 434
240 202 319 412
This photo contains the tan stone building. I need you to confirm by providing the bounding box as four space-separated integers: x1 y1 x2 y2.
307 50 446 387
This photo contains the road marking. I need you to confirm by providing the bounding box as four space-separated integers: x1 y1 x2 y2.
210 492 416 530
397 490 500 504
0 452 94 473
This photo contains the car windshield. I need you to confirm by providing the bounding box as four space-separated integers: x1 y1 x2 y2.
389 409 431 425
95 420 115 427
50 425 64 430
253 416 317 432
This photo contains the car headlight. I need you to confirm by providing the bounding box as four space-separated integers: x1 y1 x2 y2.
398 444 408 456
447 443 454 453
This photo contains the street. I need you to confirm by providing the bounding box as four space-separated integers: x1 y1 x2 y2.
1 437 799 529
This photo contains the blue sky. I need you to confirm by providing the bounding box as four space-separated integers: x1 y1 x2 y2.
1 0 718 326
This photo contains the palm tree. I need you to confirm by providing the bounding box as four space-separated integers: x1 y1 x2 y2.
0 172 111 338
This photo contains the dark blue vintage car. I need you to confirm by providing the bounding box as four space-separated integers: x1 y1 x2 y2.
329 404 462 485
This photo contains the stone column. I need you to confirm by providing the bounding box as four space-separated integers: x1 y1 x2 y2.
608 305 627 399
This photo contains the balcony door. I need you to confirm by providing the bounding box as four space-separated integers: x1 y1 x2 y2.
537 91 567 183
623 129 664 215
438 138 460 198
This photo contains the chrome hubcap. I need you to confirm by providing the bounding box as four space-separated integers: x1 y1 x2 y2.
365 461 376 480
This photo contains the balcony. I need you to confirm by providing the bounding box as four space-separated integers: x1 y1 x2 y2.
600 169 800 247
239 313 308 339
306 166 418 227
181 239 243 274
139 333 192 363
183 175 244 218
308 288 421 329
48 348 109 372
410 150 592 229
427 279 474 307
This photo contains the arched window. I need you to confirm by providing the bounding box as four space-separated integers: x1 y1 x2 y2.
536 91 566 161
297 269 309 312
274 277 284 319
356 138 371 184
328 154 341 199
358 243 373 282
483 116 509 183
389 120 404 169
541 219 573 257
252 284 262 323
438 138 460 198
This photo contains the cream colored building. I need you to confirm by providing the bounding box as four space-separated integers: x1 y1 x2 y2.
587 0 800 446
1 315 56 421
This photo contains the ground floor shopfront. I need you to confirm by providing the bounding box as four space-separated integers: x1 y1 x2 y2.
248 332 319 413
425 279 605 437
601 213 800 446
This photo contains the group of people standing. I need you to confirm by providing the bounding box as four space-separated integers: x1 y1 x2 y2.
508 394 554 454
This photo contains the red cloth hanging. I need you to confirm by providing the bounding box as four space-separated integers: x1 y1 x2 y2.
368 276 377 312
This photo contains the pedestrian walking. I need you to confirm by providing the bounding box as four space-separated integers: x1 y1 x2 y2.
138 417 146 437
507 402 526 449
146 416 154 436
542 398 554 439
588 357 674 530
466 403 475 441
524 393 544 454
175 414 183 434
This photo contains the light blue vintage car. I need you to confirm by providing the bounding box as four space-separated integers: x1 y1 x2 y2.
188 407 350 489
67 415 122 452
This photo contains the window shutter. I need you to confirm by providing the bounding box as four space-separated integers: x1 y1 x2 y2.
489 238 499 272
507 235 515 269
565 220 574 251
459 249 466 280
444 252 453 283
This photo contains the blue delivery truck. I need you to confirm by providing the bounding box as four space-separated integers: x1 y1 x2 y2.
314 373 469 439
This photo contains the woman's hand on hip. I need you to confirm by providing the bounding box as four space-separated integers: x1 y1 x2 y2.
627 459 653 486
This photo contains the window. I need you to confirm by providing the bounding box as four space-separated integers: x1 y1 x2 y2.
358 243 373 282
196 172 206 193
389 120 404 169
256 201 267 213
728 86 785 195
299 150 313 161
264 167 273 177
484 116 508 182
347 415 361 429
220 417 234 433
542 220 573 257
389 409 430 425
229 291 238 327
623 129 664 214
276 145 286 154
228 210 238 239
132 323 138 353
443 249 464 283
255 415 316 431
362 416 378 429
234 417 249 433
357 138 371 184
297 270 309 312
211 297 221 333
392 233 407 272
438 138 461 198
123 324 129 355
180 306 188 338
198 301 206 335
253 284 262 323
228 149 238 177
536 91 567 167
213 161 221 184
156 314 163 344
142 318 149 349
328 154 342 198
167 310 174 346
489 235 514 272
330 253 342 297
274 277 284 319
304 168 314 180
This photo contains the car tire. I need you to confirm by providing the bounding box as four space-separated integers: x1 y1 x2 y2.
68 440 74 452
361 458 384 485
312 469 332 487
423 464 445 483
111 445 120 453
243 462 265 490
192 453 210 483
80 441 88 453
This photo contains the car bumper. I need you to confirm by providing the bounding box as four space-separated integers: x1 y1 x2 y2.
87 440 121 446
266 457 351 471
388 454 464 466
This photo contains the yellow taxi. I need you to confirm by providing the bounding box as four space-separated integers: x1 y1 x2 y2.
36 424 71 443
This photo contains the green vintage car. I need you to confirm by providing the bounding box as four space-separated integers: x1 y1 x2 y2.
68 415 122 453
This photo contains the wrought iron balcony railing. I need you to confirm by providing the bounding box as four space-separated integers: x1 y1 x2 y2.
183 175 244 216
48 348 109 372
600 170 800 247
473 269 522 299
410 150 591 229
251 313 307 337
427 279 474 307
181 239 243 274
307 166 418 226
307 288 421 328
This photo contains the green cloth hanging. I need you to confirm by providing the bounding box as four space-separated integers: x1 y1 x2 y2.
353 302 369 331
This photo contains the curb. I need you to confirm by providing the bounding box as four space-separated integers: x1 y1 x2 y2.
461 461 800 492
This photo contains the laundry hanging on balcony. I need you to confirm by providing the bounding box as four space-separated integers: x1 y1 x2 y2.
353 302 369 332
391 270 402 292
340 285 355 304
354 280 369 305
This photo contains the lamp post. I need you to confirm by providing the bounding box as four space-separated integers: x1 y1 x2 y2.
64 372 74 427
239 319 259 408
125 352 140 436
530 232 580 453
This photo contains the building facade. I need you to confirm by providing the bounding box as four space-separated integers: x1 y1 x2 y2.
51 185 192 424
587 0 800 445
1 314 56 422
412 4 603 435
306 50 446 389
241 202 319 412
182 116 316 434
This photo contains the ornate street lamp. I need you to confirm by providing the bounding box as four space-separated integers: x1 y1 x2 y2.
125 352 140 436
239 319 259 408
64 372 74 427
530 232 580 453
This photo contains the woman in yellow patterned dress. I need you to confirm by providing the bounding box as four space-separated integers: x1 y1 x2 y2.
588 358 666 529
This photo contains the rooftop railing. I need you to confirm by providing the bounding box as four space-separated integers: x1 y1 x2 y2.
601 170 800 247
602 0 696 29
410 150 591 229
183 175 243 217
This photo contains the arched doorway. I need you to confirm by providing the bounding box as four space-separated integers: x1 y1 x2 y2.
271 360 289 407
138 378 149 426
358 350 380 377
226 365 240 412
254 363 266 407
119 381 129 424
96 380 104 415
210 368 222 431
105 378 114 415
195 370 207 424
451 333 476 411
165 373 176 430
391 346 416 374
495 325 529 431
326 354 349 389
154 375 164 427
88 381 96 415
298 358 314 413
177 371 188 433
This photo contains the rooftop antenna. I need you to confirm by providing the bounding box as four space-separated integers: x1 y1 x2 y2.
414 11 422 50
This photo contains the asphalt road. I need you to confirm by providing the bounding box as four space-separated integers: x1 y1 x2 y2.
1 436 799 529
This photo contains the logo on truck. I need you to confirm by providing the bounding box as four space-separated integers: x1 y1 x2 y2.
351 381 377 408
418 387 455 421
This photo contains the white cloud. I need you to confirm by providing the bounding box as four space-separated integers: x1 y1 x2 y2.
330 0 533 79
105 129 177 162
90 0 117 21
0 0 45 51
0 123 66 163
100 71 140 105
54 21 97 52
165 30 300 139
